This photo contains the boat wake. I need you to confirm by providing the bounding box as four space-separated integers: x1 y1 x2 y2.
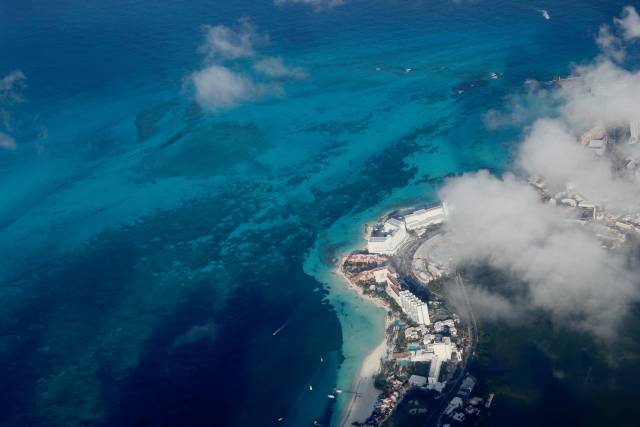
272 318 293 336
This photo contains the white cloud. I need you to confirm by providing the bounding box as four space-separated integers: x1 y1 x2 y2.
0 132 16 150
446 284 519 323
253 57 307 80
274 0 346 11
189 20 305 112
438 171 639 338
453 6 640 338
558 60 640 130
483 80 553 130
0 70 27 103
199 18 263 61
596 25 626 62
614 6 640 40
0 70 27 132
190 65 281 112
517 119 640 210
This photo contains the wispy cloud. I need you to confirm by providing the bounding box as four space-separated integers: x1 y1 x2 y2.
188 19 306 112
0 70 27 103
595 6 640 62
596 25 626 62
253 57 307 80
615 5 640 40
274 0 346 12
0 131 16 151
439 171 639 338
0 70 27 149
199 18 265 61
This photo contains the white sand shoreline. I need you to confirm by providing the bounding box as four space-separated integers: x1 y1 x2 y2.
333 257 391 427
338 335 387 427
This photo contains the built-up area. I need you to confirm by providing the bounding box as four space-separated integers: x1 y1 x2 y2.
339 119 640 426
529 120 640 248
341 204 492 426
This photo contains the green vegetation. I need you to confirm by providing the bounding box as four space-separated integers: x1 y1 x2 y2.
395 330 407 352
374 372 388 391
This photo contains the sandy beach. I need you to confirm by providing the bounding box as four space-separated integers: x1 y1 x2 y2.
334 256 389 312
334 258 391 427
338 334 388 427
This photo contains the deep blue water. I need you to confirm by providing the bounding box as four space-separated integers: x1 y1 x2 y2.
0 1 635 426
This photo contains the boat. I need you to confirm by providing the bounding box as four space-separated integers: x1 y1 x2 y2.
328 394 336 399
405 67 413 73
309 385 313 391
320 356 324 362
277 417 284 422
335 388 343 394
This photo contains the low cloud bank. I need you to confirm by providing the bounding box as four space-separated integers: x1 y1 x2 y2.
439 172 639 338
188 19 306 112
274 0 346 11
517 119 640 210
438 6 640 339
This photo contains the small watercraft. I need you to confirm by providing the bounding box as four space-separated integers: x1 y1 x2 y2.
328 394 336 399
309 385 313 391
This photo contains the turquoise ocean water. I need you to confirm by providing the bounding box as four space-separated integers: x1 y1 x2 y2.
0 1 633 426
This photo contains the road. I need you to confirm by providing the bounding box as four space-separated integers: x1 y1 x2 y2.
420 274 478 427
391 234 479 427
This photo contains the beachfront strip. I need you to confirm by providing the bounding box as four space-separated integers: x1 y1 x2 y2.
340 204 493 427
338 118 640 427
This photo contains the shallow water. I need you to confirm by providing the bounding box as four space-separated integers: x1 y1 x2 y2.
0 1 634 426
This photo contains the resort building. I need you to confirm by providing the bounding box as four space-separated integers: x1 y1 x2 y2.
385 274 404 308
403 204 448 231
372 266 391 283
399 290 431 325
410 335 462 391
580 125 607 156
457 376 477 400
578 202 597 220
367 218 408 255
580 125 606 145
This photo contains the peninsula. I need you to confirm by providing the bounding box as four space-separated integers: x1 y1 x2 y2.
335 204 490 427
334 116 640 427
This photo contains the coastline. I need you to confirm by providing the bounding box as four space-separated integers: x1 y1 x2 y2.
304 239 387 427
333 257 390 427
338 335 388 427
334 256 389 312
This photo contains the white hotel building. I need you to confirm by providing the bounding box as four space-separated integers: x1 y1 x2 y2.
367 218 408 255
403 204 448 231
399 290 431 325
